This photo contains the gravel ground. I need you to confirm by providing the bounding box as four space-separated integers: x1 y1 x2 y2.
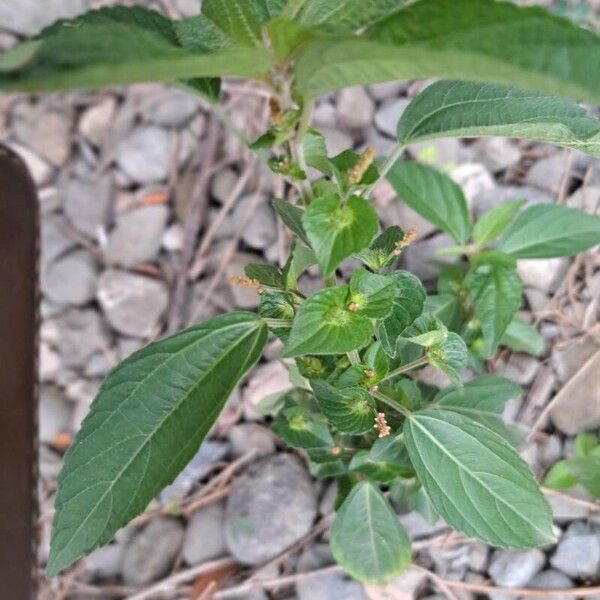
1 1 600 599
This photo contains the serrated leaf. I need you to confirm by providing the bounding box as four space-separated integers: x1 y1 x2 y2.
283 286 374 357
294 0 600 104
349 436 413 483
466 264 523 357
47 312 267 576
354 226 404 271
201 0 268 47
397 80 600 158
404 410 555 548
387 161 470 243
498 204 600 258
311 379 376 434
331 482 411 584
349 268 396 319
500 317 545 357
0 7 272 92
434 375 525 447
303 195 378 276
473 200 526 247
427 332 468 387
272 198 310 245
379 271 426 357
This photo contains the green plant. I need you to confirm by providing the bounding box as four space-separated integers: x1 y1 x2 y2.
4 0 600 584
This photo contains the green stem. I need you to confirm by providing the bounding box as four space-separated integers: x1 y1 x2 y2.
379 356 429 383
347 350 361 365
263 318 293 328
293 99 315 204
363 143 405 198
324 274 337 287
371 389 411 417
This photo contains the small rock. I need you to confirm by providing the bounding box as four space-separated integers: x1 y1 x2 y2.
319 482 338 516
402 233 458 283
550 532 600 578
105 205 168 267
547 488 592 522
9 142 53 186
85 543 126 580
538 435 563 470
410 138 462 169
211 167 242 204
472 138 521 173
337 86 375 130
97 269 168 338
141 88 200 127
42 249 97 306
527 570 573 600
367 81 407 101
122 518 184 586
79 96 117 147
230 195 277 250
451 163 495 204
0 0 88 34
243 361 293 420
116 126 171 184
225 454 317 564
39 342 61 383
567 185 600 214
499 353 540 386
518 258 568 294
552 326 600 382
550 350 600 434
228 423 276 458
473 185 552 217
16 107 72 165
313 101 338 128
39 388 72 443
375 98 411 137
526 154 572 194
320 127 353 156
182 502 227 565
365 566 428 599
226 254 263 309
60 175 113 240
162 223 184 252
40 214 77 269
489 549 545 587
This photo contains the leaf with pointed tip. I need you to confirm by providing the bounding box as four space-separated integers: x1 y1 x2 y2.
397 80 600 158
404 410 555 548
331 482 411 584
473 200 526 247
500 317 545 357
294 0 600 104
47 312 267 576
283 286 374 357
387 161 470 244
349 268 396 319
427 332 468 387
379 271 426 357
303 195 378 276
349 436 413 483
354 226 404 272
303 128 332 175
272 199 310 245
273 406 335 452
498 204 600 258
201 0 269 47
311 379 376 434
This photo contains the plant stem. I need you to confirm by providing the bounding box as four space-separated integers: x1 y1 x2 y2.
347 350 361 365
324 274 337 287
379 356 429 383
371 389 411 417
293 99 315 204
363 142 405 198
263 318 293 328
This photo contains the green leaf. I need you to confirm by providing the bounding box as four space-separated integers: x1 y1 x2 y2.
258 291 295 342
244 263 285 289
397 80 600 158
273 406 335 452
424 294 462 332
272 198 310 245
349 268 396 319
294 0 600 104
574 433 598 458
329 150 380 190
311 379 376 434
466 264 523 357
434 375 525 447
303 128 332 175
386 161 470 243
47 312 267 576
303 195 378 276
498 204 600 258
283 286 374 357
560 456 600 498
500 317 545 357
331 482 411 584
405 410 555 548
544 460 578 490
349 436 413 483
364 341 389 379
379 271 426 357
354 226 404 272
427 332 468 387
201 0 268 47
473 200 526 247
0 7 272 92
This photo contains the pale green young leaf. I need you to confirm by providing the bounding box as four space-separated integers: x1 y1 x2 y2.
311 379 376 434
331 482 411 584
294 0 600 104
303 128 332 175
500 317 545 357
379 271 426 357
473 200 526 247
427 332 468 387
47 312 267 576
404 410 555 548
303 195 378 276
466 264 523 357
574 433 598 458
349 268 396 319
272 198 310 245
283 286 374 357
364 341 389 379
386 161 470 243
498 204 600 258
397 81 600 158
354 226 404 272
560 457 600 498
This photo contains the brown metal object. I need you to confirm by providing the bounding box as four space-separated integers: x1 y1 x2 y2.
0 146 38 599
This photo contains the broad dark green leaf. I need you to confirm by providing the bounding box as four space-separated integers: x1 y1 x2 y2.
311 379 376 433
273 406 335 452
331 482 411 584
466 264 523 357
349 268 396 319
303 195 378 276
0 7 272 92
354 226 404 271
294 0 600 104
387 161 470 243
427 332 468 387
47 312 267 576
473 200 526 247
498 204 600 258
272 198 310 245
379 271 426 357
434 375 525 447
244 263 285 289
283 286 374 357
349 436 413 483
397 80 600 158
405 410 555 548
500 317 545 357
